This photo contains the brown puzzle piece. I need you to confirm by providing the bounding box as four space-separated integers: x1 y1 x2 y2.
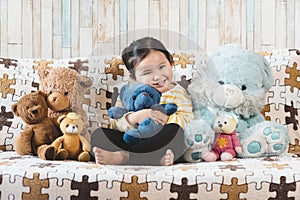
0 106 14 131
71 175 98 200
104 58 124 80
69 59 89 73
0 57 18 68
170 177 198 200
289 138 300 155
220 177 248 200
173 53 195 69
120 175 148 200
269 176 296 200
33 60 53 70
22 173 49 200
284 102 299 131
285 62 300 93
0 73 16 98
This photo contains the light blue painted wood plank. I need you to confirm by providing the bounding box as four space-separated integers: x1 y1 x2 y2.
62 0 71 48
120 0 128 32
189 0 198 48
247 0 254 32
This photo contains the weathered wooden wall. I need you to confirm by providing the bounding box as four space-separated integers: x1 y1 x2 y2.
0 0 299 59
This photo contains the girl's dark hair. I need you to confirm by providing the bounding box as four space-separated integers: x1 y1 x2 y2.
121 37 174 79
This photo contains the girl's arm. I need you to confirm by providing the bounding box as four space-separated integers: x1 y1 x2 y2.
109 97 152 131
159 85 194 128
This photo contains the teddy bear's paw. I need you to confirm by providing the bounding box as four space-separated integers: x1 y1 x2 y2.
202 152 218 162
241 123 289 158
56 149 68 160
138 118 162 137
220 152 233 161
183 119 214 162
123 129 142 145
78 151 90 162
44 146 56 160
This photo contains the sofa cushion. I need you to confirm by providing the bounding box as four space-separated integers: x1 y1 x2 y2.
0 49 299 155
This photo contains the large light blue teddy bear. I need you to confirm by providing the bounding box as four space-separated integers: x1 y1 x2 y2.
184 43 289 162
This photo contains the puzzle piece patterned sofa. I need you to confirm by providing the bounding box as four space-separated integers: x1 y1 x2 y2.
0 48 299 199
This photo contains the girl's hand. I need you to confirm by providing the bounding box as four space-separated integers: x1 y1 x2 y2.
149 110 169 126
126 109 151 126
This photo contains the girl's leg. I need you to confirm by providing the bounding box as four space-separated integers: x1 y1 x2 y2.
128 123 186 165
90 127 130 165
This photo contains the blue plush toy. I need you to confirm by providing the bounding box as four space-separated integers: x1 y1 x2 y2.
108 82 177 145
184 43 289 162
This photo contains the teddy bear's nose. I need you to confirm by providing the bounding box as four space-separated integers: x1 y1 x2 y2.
32 109 38 115
52 97 57 102
218 124 223 128
142 93 148 97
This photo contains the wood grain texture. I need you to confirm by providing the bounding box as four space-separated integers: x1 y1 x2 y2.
0 0 298 59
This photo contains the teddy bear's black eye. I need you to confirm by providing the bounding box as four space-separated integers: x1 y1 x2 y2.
49 91 52 94
224 121 227 124
64 92 68 96
241 85 247 90
132 96 136 100
149 94 153 98
66 125 69 128
218 81 225 85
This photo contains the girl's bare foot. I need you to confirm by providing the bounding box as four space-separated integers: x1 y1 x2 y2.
160 149 174 166
93 147 129 165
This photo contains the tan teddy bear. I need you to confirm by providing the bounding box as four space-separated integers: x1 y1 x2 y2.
38 67 92 141
51 112 91 162
12 91 61 160
202 114 242 161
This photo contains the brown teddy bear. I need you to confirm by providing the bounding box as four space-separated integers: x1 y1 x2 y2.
12 91 61 160
38 67 93 140
51 112 91 162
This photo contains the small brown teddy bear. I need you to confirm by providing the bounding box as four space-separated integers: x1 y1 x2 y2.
38 67 92 140
51 112 91 162
12 91 61 160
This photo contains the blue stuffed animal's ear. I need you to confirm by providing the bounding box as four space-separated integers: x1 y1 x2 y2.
248 52 274 91
120 84 129 103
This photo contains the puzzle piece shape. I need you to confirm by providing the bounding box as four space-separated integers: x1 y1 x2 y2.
166 164 203 185
0 106 14 131
91 180 126 199
269 176 296 200
240 182 276 199
44 178 78 200
71 175 98 200
104 57 124 80
268 80 287 110
288 138 300 156
120 175 148 200
0 174 28 200
284 101 299 131
220 177 248 200
69 59 89 73
173 53 195 69
285 62 300 93
33 59 53 71
0 73 16 99
0 57 18 68
170 177 198 200
23 172 50 200
142 181 177 199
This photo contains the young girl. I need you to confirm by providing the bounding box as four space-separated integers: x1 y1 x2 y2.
91 37 194 166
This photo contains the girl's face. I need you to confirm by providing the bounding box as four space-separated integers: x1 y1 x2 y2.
134 50 174 93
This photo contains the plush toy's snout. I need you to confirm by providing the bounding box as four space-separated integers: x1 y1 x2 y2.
212 84 245 108
47 92 70 111
66 124 79 134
